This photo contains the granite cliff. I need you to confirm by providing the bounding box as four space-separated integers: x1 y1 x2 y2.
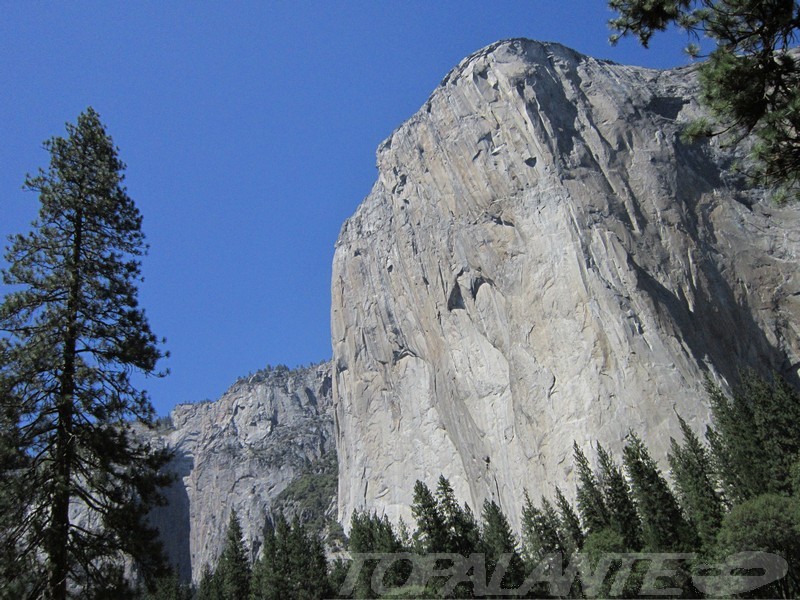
331 39 800 531
148 363 334 582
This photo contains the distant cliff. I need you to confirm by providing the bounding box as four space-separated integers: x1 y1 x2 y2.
331 39 800 531
148 363 334 582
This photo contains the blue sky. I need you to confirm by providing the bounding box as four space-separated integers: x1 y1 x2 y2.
1 2 697 415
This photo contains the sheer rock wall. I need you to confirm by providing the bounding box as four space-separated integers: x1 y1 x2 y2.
331 39 800 530
148 363 333 582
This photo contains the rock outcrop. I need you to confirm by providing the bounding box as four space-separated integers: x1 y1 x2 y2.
331 39 800 531
148 363 334 582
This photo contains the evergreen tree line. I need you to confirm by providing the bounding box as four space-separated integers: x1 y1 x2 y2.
142 510 333 600
338 373 800 599
148 372 800 599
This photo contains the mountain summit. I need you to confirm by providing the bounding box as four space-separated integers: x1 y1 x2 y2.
331 39 800 530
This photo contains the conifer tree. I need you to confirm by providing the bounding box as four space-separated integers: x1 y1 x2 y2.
596 443 643 551
271 516 294 600
435 475 480 556
554 487 584 554
0 108 171 598
706 373 800 502
609 0 800 201
249 521 275 600
573 442 610 535
348 511 404 598
143 573 192 600
623 433 697 551
668 414 724 550
411 480 448 553
480 500 525 594
195 564 221 600
287 518 330 600
217 510 251 600
520 492 564 562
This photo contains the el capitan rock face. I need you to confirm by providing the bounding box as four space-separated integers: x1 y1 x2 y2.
331 39 800 530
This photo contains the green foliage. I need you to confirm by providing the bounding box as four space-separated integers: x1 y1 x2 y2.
250 514 330 600
250 520 283 600
554 487 584 554
706 372 800 502
596 443 643 551
195 564 221 600
521 491 564 563
272 451 338 541
346 510 405 599
623 433 698 551
715 493 800 598
326 558 350 600
609 0 800 201
435 475 481 557
0 108 171 598
668 414 724 550
791 458 800 496
573 442 610 535
216 511 251 600
480 500 525 595
581 527 626 566
411 480 448 553
141 574 192 600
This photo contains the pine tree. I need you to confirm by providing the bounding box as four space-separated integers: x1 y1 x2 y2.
596 443 643 551
0 108 171 599
143 573 192 600
195 564 221 600
609 0 800 201
0 388 41 597
287 518 330 600
411 480 448 553
706 372 800 502
268 516 294 600
347 511 404 599
249 521 274 600
520 491 563 562
554 487 584 554
623 433 697 551
668 414 724 550
480 500 525 595
216 510 251 600
573 442 610 535
435 475 480 556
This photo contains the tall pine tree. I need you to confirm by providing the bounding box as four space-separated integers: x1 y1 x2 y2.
596 443 643 551
0 108 171 599
217 510 251 600
554 487 584 554
668 414 724 550
480 500 525 595
435 475 480 556
411 480 448 553
573 442 610 535
706 372 800 502
623 433 697 551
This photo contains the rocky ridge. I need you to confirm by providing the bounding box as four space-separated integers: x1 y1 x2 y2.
331 39 800 531
148 362 334 582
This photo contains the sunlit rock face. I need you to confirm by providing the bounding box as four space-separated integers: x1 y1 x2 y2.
331 39 800 531
148 363 333 582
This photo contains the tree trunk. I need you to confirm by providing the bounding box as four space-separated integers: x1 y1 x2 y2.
47 208 82 600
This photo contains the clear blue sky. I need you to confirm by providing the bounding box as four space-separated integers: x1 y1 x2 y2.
1 2 696 416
